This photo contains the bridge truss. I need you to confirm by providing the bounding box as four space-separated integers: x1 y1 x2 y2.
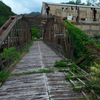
0 14 73 70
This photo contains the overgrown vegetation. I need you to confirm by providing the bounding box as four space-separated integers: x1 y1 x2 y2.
63 21 100 98
55 61 100 99
12 69 54 75
64 20 95 61
63 20 100 71
0 1 15 27
0 40 33 84
90 63 100 95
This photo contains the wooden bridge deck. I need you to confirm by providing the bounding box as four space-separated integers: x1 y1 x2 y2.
0 41 84 100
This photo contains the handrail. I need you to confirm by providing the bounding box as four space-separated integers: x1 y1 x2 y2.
0 14 31 71
0 15 23 46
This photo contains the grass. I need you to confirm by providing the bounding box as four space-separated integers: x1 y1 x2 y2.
11 69 54 75
89 62 100 96
65 62 100 99
60 84 69 86
66 74 88 80
70 66 81 72
0 71 10 83
58 68 68 72
54 61 69 68
54 60 99 99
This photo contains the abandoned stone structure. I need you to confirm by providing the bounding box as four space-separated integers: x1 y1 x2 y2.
41 2 100 36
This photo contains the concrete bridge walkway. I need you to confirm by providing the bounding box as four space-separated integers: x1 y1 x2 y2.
0 41 84 100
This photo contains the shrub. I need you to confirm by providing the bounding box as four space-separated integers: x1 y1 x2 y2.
1 47 21 62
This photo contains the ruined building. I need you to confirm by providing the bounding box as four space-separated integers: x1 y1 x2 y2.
41 2 100 36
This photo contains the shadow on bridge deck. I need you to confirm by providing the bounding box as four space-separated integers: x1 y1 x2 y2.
0 41 84 100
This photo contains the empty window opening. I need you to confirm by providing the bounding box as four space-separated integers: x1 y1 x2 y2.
93 8 97 21
81 18 86 21
91 8 93 10
71 6 74 10
62 7 64 12
46 7 50 15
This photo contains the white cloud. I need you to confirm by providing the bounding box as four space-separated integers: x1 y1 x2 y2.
2 0 86 14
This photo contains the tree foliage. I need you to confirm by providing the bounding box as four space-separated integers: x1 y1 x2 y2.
76 0 81 4
61 0 94 6
61 0 85 5
0 1 15 27
64 20 93 60
0 71 10 82
31 28 40 39
63 20 96 70
95 2 100 6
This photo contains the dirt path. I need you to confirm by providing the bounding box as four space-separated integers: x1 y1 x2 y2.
0 41 84 100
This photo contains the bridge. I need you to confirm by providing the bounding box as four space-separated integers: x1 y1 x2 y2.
0 15 99 99
0 14 73 70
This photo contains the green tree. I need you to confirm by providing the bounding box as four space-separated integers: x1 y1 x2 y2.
61 0 85 5
95 2 100 6
76 0 81 4
86 0 94 6
0 16 6 27
0 1 15 27
61 1 76 4
31 28 40 39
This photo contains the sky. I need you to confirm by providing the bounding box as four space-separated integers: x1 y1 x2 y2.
2 0 87 14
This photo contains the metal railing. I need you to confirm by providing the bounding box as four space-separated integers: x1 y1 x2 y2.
0 15 32 70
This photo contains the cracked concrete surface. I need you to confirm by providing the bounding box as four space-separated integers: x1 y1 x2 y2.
0 41 84 100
